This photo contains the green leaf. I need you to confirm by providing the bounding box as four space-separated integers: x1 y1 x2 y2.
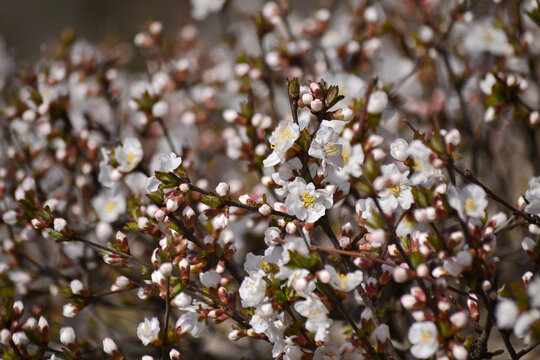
155 171 180 188
286 251 322 271
146 188 165 206
126 196 141 219
201 193 224 208
49 229 66 241
430 131 445 154
172 282 187 296
409 251 422 267
36 206 53 223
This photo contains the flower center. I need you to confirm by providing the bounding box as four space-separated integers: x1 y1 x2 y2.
420 331 432 344
127 150 136 164
483 30 493 44
301 191 315 208
256 257 270 272
277 126 292 141
106 201 117 213
390 185 401 197
342 148 350 165
412 160 423 171
323 143 339 156
338 273 350 287
465 198 475 211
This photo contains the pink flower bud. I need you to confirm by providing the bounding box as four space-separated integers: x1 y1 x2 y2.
215 182 230 197
169 349 182 360
13 301 24 318
53 218 68 232
400 294 417 309
318 269 331 283
155 209 166 222
293 278 308 292
258 204 272 216
70 280 86 296
159 262 173 277
310 99 323 112
301 93 313 105
137 217 150 229
60 327 77 346
285 222 297 234
166 198 180 212
393 266 409 283
339 236 351 248
103 338 118 355
179 183 190 193
450 311 468 329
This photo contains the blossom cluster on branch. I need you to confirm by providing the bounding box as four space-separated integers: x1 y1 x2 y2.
3 0 540 359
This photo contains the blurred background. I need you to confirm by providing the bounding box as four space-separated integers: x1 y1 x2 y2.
0 0 191 63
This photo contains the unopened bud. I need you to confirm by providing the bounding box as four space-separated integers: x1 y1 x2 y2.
103 338 118 355
393 266 409 283
318 269 331 283
60 327 77 346
258 204 272 216
215 182 230 197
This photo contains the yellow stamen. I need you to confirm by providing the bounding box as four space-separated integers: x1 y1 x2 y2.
323 144 339 155
301 191 315 208
420 331 432 344
390 185 401 197
127 150 136 164
277 126 292 141
338 273 350 288
465 198 475 211
257 257 270 272
106 201 116 213
411 160 423 171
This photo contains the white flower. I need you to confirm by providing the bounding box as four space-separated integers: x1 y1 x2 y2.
406 140 440 186
199 270 221 288
125 172 148 196
171 292 192 309
524 176 540 216
137 317 160 346
390 138 409 161
447 184 488 221
176 311 208 338
479 73 497 95
285 177 333 223
115 137 143 172
263 121 300 167
338 142 364 178
239 272 267 307
313 345 341 360
527 276 540 307
443 251 473 277
92 191 126 223
374 163 414 214
146 152 183 192
408 321 439 359
514 309 540 339
495 299 519 329
2 210 18 225
12 331 29 346
324 265 363 292
308 126 344 169
294 296 332 342
190 0 226 20
367 90 388 114
463 22 513 56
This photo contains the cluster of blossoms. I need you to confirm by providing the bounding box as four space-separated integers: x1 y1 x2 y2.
4 0 540 359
